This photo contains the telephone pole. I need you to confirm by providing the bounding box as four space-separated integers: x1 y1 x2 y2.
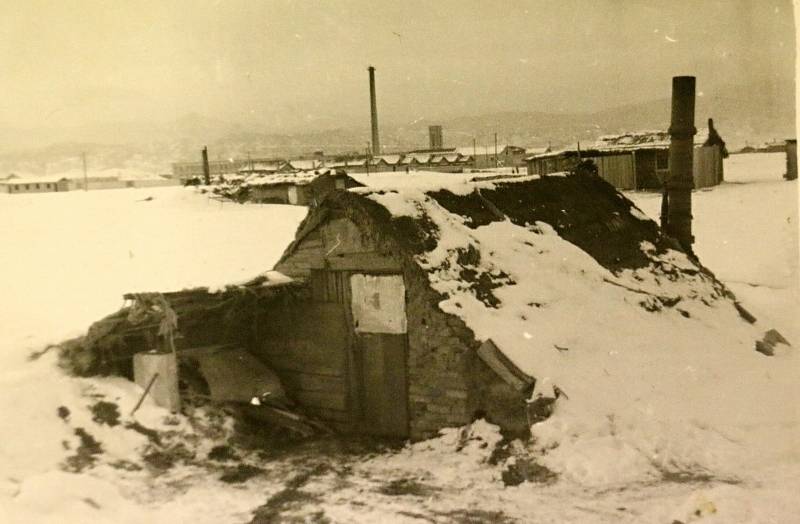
81 152 87 191
201 146 211 185
494 133 499 169
472 137 477 170
365 143 371 175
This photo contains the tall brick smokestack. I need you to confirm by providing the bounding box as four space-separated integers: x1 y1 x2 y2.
368 66 380 155
662 76 696 253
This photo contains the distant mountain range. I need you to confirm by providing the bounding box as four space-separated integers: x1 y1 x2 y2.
1 82 794 176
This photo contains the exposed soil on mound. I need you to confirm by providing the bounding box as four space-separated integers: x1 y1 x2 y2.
482 174 669 272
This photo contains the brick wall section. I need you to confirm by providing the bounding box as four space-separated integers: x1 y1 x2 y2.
401 260 530 439
402 263 475 439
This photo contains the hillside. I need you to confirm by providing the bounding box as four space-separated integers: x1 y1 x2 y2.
1 80 794 177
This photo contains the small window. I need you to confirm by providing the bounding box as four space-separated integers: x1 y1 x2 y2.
25 184 30 190
656 150 669 170
35 183 40 189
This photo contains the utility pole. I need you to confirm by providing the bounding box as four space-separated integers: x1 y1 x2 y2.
494 133 499 169
201 146 211 186
472 137 477 171
365 143 371 175
81 152 87 191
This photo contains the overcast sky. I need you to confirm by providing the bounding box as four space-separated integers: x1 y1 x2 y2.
1 0 795 132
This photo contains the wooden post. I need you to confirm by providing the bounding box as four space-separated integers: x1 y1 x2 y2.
130 373 159 416
786 139 797 180
494 133 499 168
664 76 696 252
201 146 211 186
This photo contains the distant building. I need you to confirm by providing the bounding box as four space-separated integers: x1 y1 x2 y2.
237 161 287 176
429 125 443 149
70 176 128 191
0 176 70 194
453 145 527 169
527 120 728 190
172 159 251 180
1 174 177 194
221 169 360 206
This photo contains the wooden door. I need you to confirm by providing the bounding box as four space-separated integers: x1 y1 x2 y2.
349 273 409 437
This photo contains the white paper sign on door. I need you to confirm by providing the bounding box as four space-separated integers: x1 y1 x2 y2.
350 274 407 334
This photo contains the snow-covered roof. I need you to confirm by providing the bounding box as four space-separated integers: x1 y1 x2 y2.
0 176 69 185
401 153 432 164
452 145 509 157
528 128 716 161
525 146 551 155
443 153 461 163
349 170 535 191
288 159 323 171
291 174 767 449
595 128 711 150
238 162 284 173
243 172 320 187
374 154 402 165
453 147 476 157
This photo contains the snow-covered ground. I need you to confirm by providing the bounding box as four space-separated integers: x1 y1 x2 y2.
0 154 797 523
0 187 307 523
627 152 798 342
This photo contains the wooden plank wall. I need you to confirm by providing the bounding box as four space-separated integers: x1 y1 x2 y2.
275 228 327 278
590 154 636 190
276 216 402 278
693 146 722 188
255 301 352 423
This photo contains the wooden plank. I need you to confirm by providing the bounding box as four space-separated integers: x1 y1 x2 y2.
358 332 409 437
260 335 347 366
295 242 324 253
279 370 346 393
255 301 350 381
293 389 348 411
477 339 534 392
325 252 402 272
263 357 344 378
322 218 375 255
303 406 352 423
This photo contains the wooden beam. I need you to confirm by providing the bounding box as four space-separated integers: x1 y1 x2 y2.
293 389 348 411
477 339 534 392
324 252 402 272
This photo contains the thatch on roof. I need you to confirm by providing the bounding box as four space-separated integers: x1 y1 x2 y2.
58 279 307 378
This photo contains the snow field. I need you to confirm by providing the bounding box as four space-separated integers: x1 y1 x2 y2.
0 153 797 523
